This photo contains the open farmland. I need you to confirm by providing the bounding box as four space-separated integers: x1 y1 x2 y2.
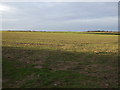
2 31 119 88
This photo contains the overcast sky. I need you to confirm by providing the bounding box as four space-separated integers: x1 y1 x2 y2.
1 2 118 31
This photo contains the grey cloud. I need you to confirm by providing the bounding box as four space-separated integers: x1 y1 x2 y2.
2 2 118 31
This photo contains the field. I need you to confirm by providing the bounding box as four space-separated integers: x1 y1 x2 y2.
2 31 119 88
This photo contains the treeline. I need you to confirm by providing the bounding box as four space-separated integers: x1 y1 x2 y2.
87 30 113 32
87 30 120 35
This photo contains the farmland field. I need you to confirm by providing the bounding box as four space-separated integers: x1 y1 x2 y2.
2 31 119 88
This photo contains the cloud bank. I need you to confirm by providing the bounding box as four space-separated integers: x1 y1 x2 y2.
1 2 118 31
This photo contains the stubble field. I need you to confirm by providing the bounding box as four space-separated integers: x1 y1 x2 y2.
2 31 119 88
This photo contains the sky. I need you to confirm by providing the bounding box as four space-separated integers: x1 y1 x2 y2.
1 2 118 31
